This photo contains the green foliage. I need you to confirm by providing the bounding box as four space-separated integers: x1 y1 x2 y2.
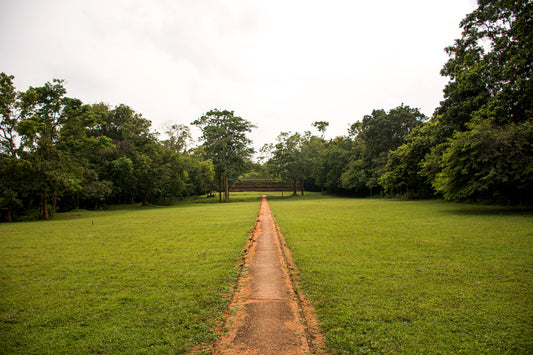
380 122 437 197
452 0 532 124
312 120 329 138
183 156 215 196
301 134 330 191
0 73 18 156
437 0 533 129
322 136 352 193
383 0 533 203
264 125 344 195
0 73 23 222
435 121 533 204
264 108 425 197
0 73 215 221
79 171 112 208
16 79 71 220
162 123 192 154
433 0 533 203
342 105 427 195
267 131 307 195
269 195 533 354
192 109 255 203
351 105 427 157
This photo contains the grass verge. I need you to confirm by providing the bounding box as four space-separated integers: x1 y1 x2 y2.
0 197 260 354
268 195 533 354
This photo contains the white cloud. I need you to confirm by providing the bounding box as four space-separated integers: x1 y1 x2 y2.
1 0 477 151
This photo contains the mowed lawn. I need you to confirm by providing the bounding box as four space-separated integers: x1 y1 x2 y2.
0 199 260 354
268 195 533 354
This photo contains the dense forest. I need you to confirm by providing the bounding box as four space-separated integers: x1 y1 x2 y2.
1 0 532 221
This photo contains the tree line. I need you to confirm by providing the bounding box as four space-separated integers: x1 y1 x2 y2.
0 76 218 222
1 0 532 221
262 0 532 204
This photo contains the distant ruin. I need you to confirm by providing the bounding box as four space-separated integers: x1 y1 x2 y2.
230 179 301 192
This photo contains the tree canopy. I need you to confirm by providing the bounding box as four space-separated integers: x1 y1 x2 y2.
383 0 533 203
192 109 255 203
0 75 216 221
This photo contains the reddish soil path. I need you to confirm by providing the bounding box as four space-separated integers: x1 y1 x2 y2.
214 195 327 354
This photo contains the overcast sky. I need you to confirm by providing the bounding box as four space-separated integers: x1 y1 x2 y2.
1 0 477 150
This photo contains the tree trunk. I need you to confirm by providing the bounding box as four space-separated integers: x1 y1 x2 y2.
300 180 305 196
222 147 228 203
43 190 49 220
292 178 298 196
218 175 222 203
224 174 229 203
51 192 57 217
7 201 12 223
143 190 149 206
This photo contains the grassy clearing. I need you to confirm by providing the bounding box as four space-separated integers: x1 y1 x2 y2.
268 194 533 354
0 197 261 354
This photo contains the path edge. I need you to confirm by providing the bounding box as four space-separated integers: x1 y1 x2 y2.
210 207 261 354
271 209 330 354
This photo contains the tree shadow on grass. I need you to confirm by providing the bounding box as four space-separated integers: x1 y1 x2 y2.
445 204 533 217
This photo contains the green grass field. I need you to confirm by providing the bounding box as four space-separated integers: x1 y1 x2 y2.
0 198 260 354
2 193 532 354
268 195 533 354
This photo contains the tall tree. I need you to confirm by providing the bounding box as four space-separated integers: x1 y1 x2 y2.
162 122 192 154
443 0 533 125
0 73 18 157
0 73 25 222
300 132 329 192
192 109 255 203
438 0 531 202
383 0 532 203
59 98 115 209
322 136 353 193
16 79 69 219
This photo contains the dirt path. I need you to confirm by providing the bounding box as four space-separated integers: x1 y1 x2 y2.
213 195 326 354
